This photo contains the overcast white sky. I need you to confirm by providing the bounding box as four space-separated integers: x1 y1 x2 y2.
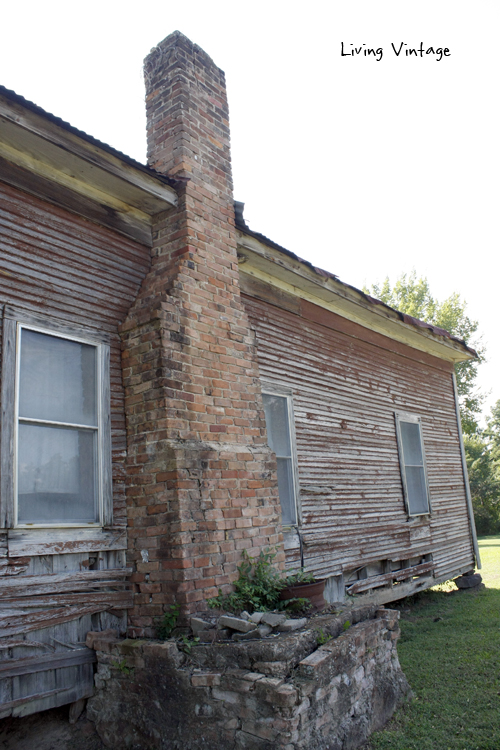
2 1 498 422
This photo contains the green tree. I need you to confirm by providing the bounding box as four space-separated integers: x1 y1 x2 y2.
464 433 500 535
485 400 500 465
364 271 484 434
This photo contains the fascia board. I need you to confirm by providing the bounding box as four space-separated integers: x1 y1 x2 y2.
0 97 177 217
237 233 474 364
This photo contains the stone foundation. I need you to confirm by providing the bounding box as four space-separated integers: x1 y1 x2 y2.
87 605 410 749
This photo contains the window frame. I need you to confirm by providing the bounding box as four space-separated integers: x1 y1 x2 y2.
0 307 112 530
394 411 431 517
261 382 301 529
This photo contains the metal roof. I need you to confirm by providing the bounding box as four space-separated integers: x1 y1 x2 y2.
0 84 179 191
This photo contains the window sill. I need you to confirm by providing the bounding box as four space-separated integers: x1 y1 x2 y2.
407 514 431 523
7 526 127 557
283 527 301 550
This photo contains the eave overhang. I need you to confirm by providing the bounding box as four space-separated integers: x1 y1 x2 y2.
0 87 178 246
237 229 476 365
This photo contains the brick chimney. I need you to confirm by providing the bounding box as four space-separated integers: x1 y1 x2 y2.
121 32 283 636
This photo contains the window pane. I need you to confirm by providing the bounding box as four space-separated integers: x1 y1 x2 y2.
400 421 423 466
276 458 297 526
19 329 97 426
17 423 97 523
405 465 429 515
262 394 291 457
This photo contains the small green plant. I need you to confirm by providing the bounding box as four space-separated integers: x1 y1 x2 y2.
343 620 351 631
112 659 133 675
282 568 316 586
157 602 180 640
316 627 332 645
208 550 319 614
177 634 200 654
208 548 284 613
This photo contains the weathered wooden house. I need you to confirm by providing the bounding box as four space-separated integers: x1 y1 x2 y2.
0 31 479 719
235 209 480 602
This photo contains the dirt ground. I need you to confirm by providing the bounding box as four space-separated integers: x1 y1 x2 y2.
0 707 105 750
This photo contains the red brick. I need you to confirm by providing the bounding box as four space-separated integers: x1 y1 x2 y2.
122 31 283 624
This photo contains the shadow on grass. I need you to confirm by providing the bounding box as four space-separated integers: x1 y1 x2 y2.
369 584 500 750
477 535 500 548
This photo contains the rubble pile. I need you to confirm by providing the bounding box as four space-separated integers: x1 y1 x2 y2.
190 611 309 642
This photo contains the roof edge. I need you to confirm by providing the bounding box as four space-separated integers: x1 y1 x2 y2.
0 84 181 192
234 211 476 362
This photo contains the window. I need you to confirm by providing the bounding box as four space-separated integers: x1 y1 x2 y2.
395 412 431 516
262 388 300 526
1 310 111 528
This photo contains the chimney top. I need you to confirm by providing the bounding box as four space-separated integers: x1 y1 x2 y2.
145 30 221 80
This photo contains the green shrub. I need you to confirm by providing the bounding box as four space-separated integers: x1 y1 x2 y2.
208 548 317 613
208 548 283 612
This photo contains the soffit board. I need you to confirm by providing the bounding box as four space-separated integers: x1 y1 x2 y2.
0 94 177 221
237 232 474 364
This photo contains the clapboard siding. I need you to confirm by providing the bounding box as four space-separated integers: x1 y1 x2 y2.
0 180 150 716
0 551 130 718
0 180 151 528
242 290 475 589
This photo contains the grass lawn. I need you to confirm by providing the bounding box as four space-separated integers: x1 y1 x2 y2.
367 537 500 750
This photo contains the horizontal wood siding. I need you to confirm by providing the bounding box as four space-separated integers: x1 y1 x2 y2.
0 552 130 717
0 181 151 715
0 180 151 531
242 289 475 586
